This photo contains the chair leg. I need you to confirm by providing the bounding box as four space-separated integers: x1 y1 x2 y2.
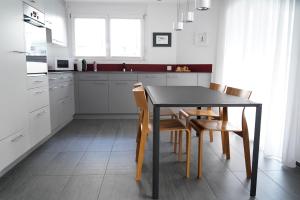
178 130 183 161
135 126 142 162
136 131 147 181
221 131 226 155
224 131 230 159
209 130 214 143
174 131 178 153
186 129 191 178
170 131 174 143
242 131 252 178
197 129 204 178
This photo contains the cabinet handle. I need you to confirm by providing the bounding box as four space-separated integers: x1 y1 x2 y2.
34 90 44 95
49 78 57 80
33 80 44 83
36 110 46 117
10 50 28 54
11 134 24 143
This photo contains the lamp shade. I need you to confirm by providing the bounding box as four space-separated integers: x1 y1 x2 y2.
195 0 211 10
185 11 194 22
173 21 184 31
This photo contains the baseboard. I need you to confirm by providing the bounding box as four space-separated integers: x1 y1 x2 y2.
0 119 73 178
74 114 138 119
296 161 300 167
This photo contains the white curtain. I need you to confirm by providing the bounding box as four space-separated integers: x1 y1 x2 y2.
214 0 299 165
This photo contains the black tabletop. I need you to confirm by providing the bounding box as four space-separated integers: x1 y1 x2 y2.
146 86 260 107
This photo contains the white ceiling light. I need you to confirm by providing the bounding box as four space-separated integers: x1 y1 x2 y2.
195 0 211 11
174 0 184 31
184 0 194 22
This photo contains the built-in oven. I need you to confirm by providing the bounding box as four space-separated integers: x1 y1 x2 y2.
23 3 47 74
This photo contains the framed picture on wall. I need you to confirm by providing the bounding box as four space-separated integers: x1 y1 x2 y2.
153 32 172 47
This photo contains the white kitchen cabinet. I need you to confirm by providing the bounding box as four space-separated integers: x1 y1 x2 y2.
78 81 109 113
29 106 51 146
138 73 167 86
0 0 28 141
23 0 45 11
0 129 30 172
109 80 137 113
44 0 68 46
197 73 211 87
48 73 75 132
166 73 198 86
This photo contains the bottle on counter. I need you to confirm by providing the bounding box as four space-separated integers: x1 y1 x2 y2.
93 61 97 72
77 59 83 71
82 59 87 71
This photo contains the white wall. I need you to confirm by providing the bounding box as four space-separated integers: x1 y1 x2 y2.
176 0 220 66
145 3 177 64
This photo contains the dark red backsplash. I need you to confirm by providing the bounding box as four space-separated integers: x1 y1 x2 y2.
83 64 212 73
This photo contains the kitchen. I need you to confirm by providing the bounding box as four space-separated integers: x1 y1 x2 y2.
0 0 300 200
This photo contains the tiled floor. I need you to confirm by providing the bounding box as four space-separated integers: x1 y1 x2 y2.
0 119 299 200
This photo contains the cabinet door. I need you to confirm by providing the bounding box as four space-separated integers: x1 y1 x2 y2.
49 85 59 131
44 0 67 46
138 73 167 86
0 0 27 140
23 0 45 11
197 73 211 87
78 81 109 113
109 81 137 113
166 73 198 86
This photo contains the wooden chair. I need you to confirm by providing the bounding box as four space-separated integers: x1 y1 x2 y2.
188 87 252 178
133 86 192 181
179 82 226 142
133 82 178 146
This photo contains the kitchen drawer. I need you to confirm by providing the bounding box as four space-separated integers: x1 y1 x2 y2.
0 129 29 171
57 82 73 100
27 75 48 89
167 73 198 86
137 73 167 86
79 73 108 81
109 73 138 81
29 106 51 146
28 87 49 112
57 73 74 82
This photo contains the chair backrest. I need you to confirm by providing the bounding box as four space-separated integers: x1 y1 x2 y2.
225 86 252 99
132 86 150 133
224 86 252 132
210 82 227 93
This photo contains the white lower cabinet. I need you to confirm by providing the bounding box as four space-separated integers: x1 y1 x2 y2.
167 73 198 86
29 106 51 146
27 75 51 148
0 129 30 172
109 80 137 113
48 73 75 132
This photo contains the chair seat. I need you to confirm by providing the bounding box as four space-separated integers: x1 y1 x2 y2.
149 119 187 132
150 108 177 118
180 108 219 118
190 119 242 132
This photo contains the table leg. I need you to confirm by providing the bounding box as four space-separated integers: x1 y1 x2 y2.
152 106 160 199
250 104 262 196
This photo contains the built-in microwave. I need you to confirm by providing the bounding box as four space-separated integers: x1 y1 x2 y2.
49 58 74 71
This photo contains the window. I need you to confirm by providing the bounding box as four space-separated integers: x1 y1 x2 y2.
73 17 143 58
74 18 106 57
110 19 142 57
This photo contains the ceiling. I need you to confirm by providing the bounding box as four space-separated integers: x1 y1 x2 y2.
65 0 174 3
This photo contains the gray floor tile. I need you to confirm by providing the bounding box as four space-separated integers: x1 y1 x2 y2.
59 175 103 200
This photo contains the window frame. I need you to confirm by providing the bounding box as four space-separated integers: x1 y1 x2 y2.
71 14 145 61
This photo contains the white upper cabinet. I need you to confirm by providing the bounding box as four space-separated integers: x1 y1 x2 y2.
44 0 68 46
0 0 28 140
23 0 45 12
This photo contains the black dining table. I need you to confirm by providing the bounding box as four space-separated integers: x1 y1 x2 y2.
145 86 262 199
